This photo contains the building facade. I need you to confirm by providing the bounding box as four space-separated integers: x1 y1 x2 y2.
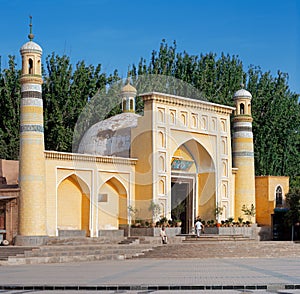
2 28 289 245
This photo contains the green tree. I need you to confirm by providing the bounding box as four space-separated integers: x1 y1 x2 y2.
285 188 300 226
43 53 108 152
248 67 300 185
131 40 300 187
0 56 21 160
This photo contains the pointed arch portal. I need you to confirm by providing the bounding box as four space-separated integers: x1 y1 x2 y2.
171 139 215 233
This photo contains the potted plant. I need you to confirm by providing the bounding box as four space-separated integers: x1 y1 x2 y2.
238 216 244 226
128 205 138 226
214 203 224 226
171 202 185 227
242 204 256 224
227 217 234 227
159 217 168 227
148 201 161 227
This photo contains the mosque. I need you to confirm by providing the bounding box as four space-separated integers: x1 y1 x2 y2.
0 27 289 245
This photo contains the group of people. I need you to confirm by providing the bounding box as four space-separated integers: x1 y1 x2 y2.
159 218 205 244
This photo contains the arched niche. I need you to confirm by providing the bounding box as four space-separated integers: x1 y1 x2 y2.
57 174 90 236
98 177 128 228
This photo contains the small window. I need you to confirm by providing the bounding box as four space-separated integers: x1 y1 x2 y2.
130 99 134 110
240 103 245 114
28 58 33 74
275 186 283 207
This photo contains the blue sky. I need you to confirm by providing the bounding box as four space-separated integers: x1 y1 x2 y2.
2 0 300 94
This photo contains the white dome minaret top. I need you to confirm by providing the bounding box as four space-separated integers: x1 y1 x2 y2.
20 16 42 78
121 76 137 113
233 84 252 117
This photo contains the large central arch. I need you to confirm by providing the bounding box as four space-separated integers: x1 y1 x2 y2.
171 139 215 233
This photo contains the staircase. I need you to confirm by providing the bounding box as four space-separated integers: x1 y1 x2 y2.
0 236 160 265
134 237 300 259
1 236 299 265
0 246 37 261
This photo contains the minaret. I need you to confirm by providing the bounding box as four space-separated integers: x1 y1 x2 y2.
18 17 47 241
232 85 256 223
121 77 137 113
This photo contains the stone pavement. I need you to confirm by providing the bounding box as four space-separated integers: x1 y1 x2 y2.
0 257 299 293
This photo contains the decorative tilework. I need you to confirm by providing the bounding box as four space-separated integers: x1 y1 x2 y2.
21 84 42 92
232 151 254 157
20 124 44 133
233 132 253 139
234 126 252 132
21 98 43 107
21 91 42 99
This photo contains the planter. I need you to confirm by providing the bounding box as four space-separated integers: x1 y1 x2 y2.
126 227 181 237
176 221 182 227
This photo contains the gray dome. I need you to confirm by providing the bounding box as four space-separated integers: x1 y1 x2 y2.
233 88 252 99
78 112 141 157
20 41 42 53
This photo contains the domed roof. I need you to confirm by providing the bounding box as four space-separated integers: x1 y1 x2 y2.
20 41 42 53
78 112 141 157
121 78 137 94
233 88 252 99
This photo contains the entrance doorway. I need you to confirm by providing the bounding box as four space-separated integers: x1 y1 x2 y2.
171 178 194 234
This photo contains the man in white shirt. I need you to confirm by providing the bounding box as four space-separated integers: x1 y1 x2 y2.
194 219 203 238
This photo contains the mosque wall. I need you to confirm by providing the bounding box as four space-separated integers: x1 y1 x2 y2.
44 151 136 237
132 92 235 227
255 176 289 226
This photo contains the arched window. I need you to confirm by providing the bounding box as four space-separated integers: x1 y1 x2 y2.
240 103 245 114
275 186 283 207
159 179 165 195
181 113 186 126
248 103 251 114
158 109 164 122
192 115 197 128
28 58 33 74
158 132 165 148
122 100 126 111
170 111 175 124
130 98 134 110
159 156 165 172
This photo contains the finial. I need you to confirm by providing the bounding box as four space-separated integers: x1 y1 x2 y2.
28 16 34 41
126 71 131 84
240 75 244 89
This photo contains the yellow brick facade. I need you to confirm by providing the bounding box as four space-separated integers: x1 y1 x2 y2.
16 35 289 242
255 176 289 226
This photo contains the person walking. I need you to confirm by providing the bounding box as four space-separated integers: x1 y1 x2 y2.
195 219 204 238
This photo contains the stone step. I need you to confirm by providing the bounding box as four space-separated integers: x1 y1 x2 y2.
118 236 140 245
0 246 38 260
45 236 124 246
7 247 155 265
21 245 154 258
183 234 253 242
2 242 158 265
135 241 300 259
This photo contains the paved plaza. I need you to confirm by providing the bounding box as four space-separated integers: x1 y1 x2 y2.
0 257 299 293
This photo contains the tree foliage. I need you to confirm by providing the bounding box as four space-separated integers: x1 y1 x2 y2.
43 53 108 151
0 40 299 190
285 188 300 226
0 56 21 160
130 40 300 187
